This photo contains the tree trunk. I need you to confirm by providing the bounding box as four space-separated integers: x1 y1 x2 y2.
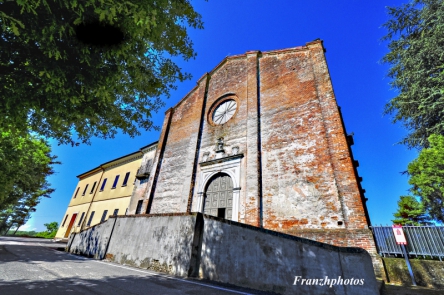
0 213 12 235
4 224 14 235
12 223 22 235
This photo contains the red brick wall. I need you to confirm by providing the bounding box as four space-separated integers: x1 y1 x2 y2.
257 41 369 233
307 41 369 230
259 46 344 231
149 79 207 214
188 53 268 226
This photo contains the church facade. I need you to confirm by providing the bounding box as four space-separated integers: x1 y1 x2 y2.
58 40 382 276
127 40 377 264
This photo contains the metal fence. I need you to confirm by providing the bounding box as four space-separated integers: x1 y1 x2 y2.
371 225 444 261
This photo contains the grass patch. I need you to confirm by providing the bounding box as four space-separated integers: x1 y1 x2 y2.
6 230 57 239
383 257 444 289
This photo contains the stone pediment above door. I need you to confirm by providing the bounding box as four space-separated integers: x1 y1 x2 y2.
199 153 244 167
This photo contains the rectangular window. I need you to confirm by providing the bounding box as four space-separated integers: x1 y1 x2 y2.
89 181 97 194
77 212 85 226
90 181 97 194
135 200 143 214
86 211 95 226
73 187 80 199
62 214 69 226
82 184 89 196
113 209 119 216
122 172 130 186
100 210 108 223
100 178 107 191
112 175 120 189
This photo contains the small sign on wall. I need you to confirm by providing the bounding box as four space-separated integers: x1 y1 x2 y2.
392 225 407 245
392 224 416 285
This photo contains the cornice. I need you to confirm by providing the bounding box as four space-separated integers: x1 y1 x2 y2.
199 154 244 167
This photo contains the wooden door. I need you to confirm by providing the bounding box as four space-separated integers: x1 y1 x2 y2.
204 174 233 220
64 213 77 238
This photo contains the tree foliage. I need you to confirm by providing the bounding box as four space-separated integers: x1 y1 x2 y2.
7 199 37 235
44 221 59 233
408 134 444 222
35 221 58 238
382 0 444 149
0 131 56 235
0 0 203 144
0 131 56 211
0 199 38 235
392 195 431 225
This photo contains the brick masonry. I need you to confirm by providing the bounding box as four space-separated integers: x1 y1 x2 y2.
127 40 385 278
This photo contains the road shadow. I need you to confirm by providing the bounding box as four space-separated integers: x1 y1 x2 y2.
0 263 276 295
0 273 228 295
0 237 274 295
0 244 82 264
0 236 66 247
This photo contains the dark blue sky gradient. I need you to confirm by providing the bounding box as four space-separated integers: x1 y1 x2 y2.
26 0 417 231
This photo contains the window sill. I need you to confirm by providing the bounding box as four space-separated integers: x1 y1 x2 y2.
121 184 127 187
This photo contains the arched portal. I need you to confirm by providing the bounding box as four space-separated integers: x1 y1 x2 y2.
203 173 233 220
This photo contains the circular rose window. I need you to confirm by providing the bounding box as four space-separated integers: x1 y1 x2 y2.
212 99 237 125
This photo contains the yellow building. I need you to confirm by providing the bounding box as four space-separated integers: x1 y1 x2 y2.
55 142 157 240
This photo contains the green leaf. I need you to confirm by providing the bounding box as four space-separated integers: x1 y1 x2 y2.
0 0 203 145
382 0 444 149
11 23 20 36
406 134 444 223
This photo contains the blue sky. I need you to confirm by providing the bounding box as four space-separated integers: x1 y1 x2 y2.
24 0 417 232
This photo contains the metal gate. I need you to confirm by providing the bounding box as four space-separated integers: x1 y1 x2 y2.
204 173 233 220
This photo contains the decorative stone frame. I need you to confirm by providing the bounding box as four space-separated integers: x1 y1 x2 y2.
196 154 243 221
207 93 240 126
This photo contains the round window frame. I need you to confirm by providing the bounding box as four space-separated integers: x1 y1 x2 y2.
207 95 239 126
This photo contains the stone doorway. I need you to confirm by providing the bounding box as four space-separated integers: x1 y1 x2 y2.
203 173 233 220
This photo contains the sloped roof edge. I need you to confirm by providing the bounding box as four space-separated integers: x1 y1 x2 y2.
170 39 323 112
77 140 158 178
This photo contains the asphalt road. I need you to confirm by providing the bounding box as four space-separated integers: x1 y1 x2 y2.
0 236 268 295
